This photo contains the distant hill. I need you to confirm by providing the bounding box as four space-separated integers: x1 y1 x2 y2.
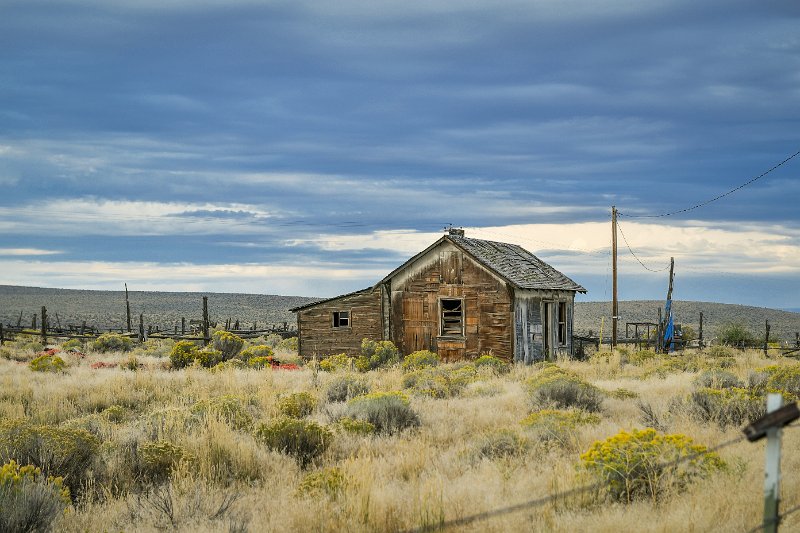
1 285 798 342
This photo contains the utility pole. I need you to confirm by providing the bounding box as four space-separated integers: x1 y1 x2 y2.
611 206 618 349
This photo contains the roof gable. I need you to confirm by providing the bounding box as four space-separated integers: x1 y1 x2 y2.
377 234 586 293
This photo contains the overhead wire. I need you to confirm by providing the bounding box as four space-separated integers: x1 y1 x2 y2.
616 220 671 273
619 148 800 219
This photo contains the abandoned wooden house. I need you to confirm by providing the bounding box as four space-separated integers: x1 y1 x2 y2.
291 229 586 363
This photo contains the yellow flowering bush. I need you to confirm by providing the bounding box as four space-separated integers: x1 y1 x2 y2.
319 353 353 372
521 409 601 447
277 392 318 419
0 460 70 532
401 350 440 371
402 363 479 398
580 428 725 503
139 441 194 482
212 330 245 359
29 353 66 373
297 467 348 498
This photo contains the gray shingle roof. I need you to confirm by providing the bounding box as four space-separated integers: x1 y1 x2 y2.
447 235 586 292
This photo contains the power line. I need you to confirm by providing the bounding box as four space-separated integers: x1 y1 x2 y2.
401 433 746 533
619 148 800 219
616 220 671 273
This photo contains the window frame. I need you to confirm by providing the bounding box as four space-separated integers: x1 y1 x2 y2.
332 310 351 329
439 297 465 337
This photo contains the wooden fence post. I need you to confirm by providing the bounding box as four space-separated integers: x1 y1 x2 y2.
0 323 4 346
764 320 770 357
699 312 704 348
202 297 210 345
32 314 37 330
181 317 186 335
139 314 145 342
17 311 22 328
41 306 47 345
125 283 132 333
763 393 784 533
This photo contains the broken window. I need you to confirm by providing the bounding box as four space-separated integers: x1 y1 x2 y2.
440 298 464 336
558 302 567 345
332 310 350 328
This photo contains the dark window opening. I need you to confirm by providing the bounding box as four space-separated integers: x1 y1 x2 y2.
440 299 463 336
558 302 567 345
333 311 350 328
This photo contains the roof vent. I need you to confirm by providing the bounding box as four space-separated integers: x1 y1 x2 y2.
448 227 465 237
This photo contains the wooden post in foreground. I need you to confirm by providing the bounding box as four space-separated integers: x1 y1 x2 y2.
202 297 210 346
41 306 47 345
763 393 783 533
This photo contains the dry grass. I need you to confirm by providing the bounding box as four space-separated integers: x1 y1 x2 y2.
1 341 799 532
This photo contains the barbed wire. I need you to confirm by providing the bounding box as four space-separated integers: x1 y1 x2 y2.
745 502 800 533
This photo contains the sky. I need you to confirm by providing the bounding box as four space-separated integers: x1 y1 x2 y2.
1 0 799 308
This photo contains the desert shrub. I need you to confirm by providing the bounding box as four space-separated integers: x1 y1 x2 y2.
254 418 332 468
474 354 511 374
212 331 244 359
277 392 318 419
277 337 299 353
194 349 224 368
580 428 725 503
61 338 83 351
29 353 66 373
525 366 604 412
91 333 133 353
139 338 175 358
211 358 247 372
344 392 420 434
274 352 303 366
139 441 193 483
474 429 529 460
642 356 701 379
704 345 734 358
402 364 479 399
757 364 800 396
718 323 757 348
239 344 274 361
246 356 272 369
326 374 370 403
0 419 100 496
102 405 127 423
319 353 353 372
251 333 283 349
169 341 200 369
627 350 658 366
693 369 742 389
297 467 348 499
15 339 45 354
521 409 601 446
682 387 769 428
122 355 140 371
0 460 71 533
401 350 440 372
608 388 639 400
191 395 254 430
360 338 400 370
337 417 375 435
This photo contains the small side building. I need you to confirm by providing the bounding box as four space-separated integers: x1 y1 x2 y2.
291 229 586 363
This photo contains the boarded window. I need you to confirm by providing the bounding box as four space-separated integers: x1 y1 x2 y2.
558 302 567 345
440 298 464 336
332 311 350 328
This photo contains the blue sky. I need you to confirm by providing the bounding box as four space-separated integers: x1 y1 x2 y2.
1 0 799 307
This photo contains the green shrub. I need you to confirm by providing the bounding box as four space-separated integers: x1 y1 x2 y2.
211 358 247 372
191 395 254 430
101 405 127 423
0 460 70 533
360 338 400 369
693 369 742 389
138 441 193 482
758 364 800 396
704 345 734 358
212 331 245 359
277 337 299 353
319 353 353 372
239 344 274 361
683 387 772 428
580 428 725 503
627 350 658 366
474 429 528 460
474 354 511 374
525 366 604 412
402 364 479 399
344 392 420 434
91 333 133 353
247 356 273 369
326 374 370 403
139 338 175 358
29 354 66 373
277 392 318 419
169 340 201 369
718 323 757 347
608 388 639 400
254 418 332 468
401 350 440 372
337 417 376 435
61 338 83 351
0 419 100 496
297 467 348 498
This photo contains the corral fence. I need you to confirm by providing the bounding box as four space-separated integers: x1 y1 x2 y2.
0 295 296 347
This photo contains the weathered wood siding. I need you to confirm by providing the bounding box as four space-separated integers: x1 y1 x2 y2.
388 241 513 361
513 290 576 363
297 290 382 358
